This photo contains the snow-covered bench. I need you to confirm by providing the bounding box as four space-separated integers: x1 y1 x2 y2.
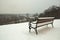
29 17 55 34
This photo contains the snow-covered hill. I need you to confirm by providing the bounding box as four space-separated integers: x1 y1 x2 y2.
0 19 60 40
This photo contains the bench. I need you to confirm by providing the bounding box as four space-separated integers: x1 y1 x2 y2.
29 17 55 34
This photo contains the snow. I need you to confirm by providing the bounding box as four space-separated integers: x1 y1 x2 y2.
0 19 60 40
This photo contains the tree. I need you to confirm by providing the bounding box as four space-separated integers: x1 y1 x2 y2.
39 13 45 17
39 5 60 19
33 13 39 17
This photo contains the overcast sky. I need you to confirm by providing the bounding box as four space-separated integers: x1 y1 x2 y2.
0 0 60 14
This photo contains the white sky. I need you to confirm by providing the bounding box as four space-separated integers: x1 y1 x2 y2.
0 0 60 14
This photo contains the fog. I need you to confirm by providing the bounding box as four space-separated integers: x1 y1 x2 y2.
0 0 60 14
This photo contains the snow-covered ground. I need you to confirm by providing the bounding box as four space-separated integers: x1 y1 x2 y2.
0 19 60 40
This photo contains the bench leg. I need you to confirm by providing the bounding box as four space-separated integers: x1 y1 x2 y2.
52 23 54 28
35 28 38 34
29 22 31 32
29 26 31 32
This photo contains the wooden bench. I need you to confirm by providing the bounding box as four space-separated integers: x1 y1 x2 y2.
29 17 55 34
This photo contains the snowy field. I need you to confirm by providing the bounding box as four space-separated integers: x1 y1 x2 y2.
0 19 60 40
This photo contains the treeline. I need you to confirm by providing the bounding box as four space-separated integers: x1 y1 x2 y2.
0 13 39 25
39 5 60 19
0 14 27 25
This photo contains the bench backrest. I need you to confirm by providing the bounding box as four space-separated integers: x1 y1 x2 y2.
37 17 55 23
29 17 55 23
